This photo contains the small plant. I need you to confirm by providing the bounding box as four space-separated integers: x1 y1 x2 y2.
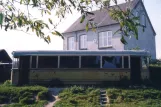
19 97 35 104
37 91 49 100
3 80 12 86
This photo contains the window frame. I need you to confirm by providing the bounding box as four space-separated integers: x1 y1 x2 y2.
67 36 75 50
98 31 112 48
79 34 87 50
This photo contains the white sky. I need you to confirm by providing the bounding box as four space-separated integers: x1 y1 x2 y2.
0 0 161 59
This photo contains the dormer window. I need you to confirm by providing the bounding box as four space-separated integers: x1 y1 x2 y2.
141 14 146 26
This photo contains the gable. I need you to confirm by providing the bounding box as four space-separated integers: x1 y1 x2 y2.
133 1 156 35
63 0 139 34
0 49 12 63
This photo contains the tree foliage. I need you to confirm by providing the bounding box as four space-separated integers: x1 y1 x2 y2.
0 0 143 44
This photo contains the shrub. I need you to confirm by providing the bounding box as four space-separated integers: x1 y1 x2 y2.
0 96 8 104
3 80 12 86
20 97 35 104
37 91 49 100
70 86 85 94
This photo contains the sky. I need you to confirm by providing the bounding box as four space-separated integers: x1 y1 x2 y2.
0 0 161 59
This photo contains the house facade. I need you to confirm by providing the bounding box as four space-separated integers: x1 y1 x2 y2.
62 0 156 59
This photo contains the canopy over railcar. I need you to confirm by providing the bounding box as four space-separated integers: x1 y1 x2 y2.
12 50 150 57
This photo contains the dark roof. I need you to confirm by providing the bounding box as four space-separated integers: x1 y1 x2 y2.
0 49 12 63
12 50 150 57
63 0 139 33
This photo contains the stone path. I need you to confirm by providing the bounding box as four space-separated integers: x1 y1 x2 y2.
100 89 110 107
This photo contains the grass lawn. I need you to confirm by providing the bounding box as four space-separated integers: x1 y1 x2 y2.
54 86 100 107
107 88 161 107
0 81 49 107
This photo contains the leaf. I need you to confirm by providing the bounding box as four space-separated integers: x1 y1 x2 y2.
48 18 53 24
121 36 127 45
87 12 94 15
80 15 85 23
5 24 9 31
7 6 12 11
86 22 89 31
113 29 120 35
20 0 23 4
69 0 76 8
36 31 39 37
53 31 64 39
46 10 51 15
0 13 4 25
47 35 51 43
26 27 29 32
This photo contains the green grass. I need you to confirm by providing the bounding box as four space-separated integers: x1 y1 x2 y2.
107 88 161 107
54 86 100 107
0 81 49 107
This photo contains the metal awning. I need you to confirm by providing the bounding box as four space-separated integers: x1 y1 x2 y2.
12 50 150 57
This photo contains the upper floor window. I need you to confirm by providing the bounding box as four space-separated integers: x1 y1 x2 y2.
141 14 146 26
68 37 75 50
98 31 112 48
80 35 87 49
136 11 139 17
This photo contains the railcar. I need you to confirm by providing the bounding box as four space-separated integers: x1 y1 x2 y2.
11 50 150 85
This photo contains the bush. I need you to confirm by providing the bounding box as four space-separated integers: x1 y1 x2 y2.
20 97 35 104
3 80 12 86
37 91 49 100
0 96 8 104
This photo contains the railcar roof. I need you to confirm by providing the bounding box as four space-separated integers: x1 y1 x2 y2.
12 50 150 57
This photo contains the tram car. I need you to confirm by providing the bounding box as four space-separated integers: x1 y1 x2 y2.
11 50 150 85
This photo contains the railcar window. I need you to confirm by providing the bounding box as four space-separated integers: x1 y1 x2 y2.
102 56 122 68
81 56 100 68
38 56 58 68
142 56 148 69
124 56 129 68
31 56 36 68
60 56 79 68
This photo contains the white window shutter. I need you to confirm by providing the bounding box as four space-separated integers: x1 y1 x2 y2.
108 31 112 46
104 32 107 47
99 32 103 47
68 37 75 50
84 35 87 48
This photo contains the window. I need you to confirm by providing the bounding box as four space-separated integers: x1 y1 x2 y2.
102 56 122 68
81 56 100 68
31 56 36 68
60 56 79 68
142 56 148 69
99 31 112 48
124 56 129 68
38 56 58 68
80 35 87 49
136 11 139 17
141 14 146 26
13 58 19 68
68 37 75 50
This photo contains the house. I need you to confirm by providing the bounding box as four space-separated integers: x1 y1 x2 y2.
62 0 156 59
0 49 12 83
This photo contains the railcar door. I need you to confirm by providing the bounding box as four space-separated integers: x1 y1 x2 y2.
18 56 30 85
130 56 141 84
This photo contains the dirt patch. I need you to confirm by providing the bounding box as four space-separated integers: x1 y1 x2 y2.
45 88 63 107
